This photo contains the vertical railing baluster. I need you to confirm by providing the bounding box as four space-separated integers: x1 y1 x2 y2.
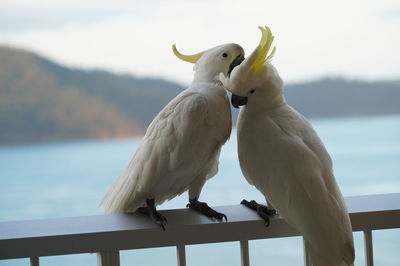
364 230 374 266
30 257 39 266
97 251 120 266
176 245 186 266
303 238 311 266
240 240 250 266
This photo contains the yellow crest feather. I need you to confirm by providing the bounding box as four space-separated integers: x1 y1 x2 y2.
251 26 276 73
172 44 203 64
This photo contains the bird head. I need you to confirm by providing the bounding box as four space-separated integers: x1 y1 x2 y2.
172 43 245 84
219 26 283 109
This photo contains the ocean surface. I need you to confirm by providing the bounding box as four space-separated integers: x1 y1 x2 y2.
1 115 399 266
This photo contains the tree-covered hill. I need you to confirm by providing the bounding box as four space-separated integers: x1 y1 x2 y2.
0 46 184 144
1 46 399 144
285 78 400 118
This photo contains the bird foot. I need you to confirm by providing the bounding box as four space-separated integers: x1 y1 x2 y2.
187 199 227 222
241 199 276 226
137 199 167 230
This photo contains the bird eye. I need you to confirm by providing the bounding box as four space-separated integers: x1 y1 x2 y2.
250 89 255 94
222 53 228 58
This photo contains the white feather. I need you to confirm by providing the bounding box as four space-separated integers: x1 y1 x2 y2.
101 84 231 213
228 60 355 265
237 105 354 265
101 43 244 214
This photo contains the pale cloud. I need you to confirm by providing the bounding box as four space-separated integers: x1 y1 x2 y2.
1 0 399 85
0 1 149 31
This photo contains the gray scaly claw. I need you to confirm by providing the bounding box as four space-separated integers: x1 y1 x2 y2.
187 199 228 222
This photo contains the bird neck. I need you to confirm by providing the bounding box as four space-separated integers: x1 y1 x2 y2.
190 80 226 97
245 92 286 113
192 66 223 84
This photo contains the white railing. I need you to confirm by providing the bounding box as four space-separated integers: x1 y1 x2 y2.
1 193 399 266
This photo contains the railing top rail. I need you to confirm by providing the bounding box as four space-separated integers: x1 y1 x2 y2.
1 193 399 260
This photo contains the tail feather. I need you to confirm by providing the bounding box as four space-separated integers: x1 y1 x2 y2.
342 240 355 266
306 239 354 266
100 169 140 214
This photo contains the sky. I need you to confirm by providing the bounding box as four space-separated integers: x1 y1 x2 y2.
1 0 400 85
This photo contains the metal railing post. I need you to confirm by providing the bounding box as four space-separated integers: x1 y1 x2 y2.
176 245 186 266
30 257 39 266
364 230 374 266
303 238 311 266
97 251 120 266
240 240 250 266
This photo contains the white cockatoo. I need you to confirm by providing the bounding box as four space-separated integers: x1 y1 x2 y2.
219 27 355 265
101 42 245 229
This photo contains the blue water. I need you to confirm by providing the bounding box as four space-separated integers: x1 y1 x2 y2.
1 115 399 266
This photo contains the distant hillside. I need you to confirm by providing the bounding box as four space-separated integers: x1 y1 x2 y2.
0 46 399 144
0 46 184 144
284 78 400 118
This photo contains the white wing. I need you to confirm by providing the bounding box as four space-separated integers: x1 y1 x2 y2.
101 88 229 213
294 114 354 265
238 106 354 265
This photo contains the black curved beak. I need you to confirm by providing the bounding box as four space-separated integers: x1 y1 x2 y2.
231 93 248 108
228 55 245 77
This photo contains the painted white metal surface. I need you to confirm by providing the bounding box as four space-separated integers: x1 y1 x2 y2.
176 245 186 266
0 193 399 263
240 240 250 266
364 230 374 266
97 251 120 266
302 238 311 266
30 257 39 266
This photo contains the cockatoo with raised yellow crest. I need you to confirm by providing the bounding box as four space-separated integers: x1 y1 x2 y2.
219 26 355 265
101 41 245 229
